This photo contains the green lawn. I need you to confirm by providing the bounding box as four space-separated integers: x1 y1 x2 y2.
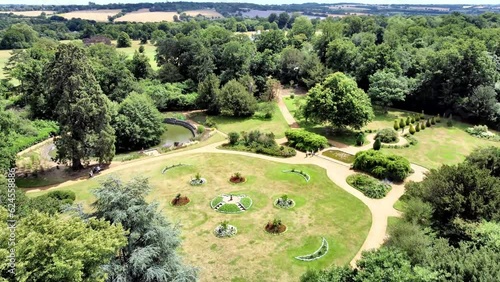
0 49 11 79
28 153 371 282
283 96 500 169
191 104 290 139
114 40 158 70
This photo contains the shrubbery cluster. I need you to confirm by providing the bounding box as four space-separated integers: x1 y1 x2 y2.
346 174 391 199
226 130 296 157
285 129 328 152
466 125 500 141
375 128 399 143
353 150 412 182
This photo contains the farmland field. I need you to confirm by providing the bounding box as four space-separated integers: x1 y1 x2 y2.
115 9 177 22
60 9 121 21
184 9 223 18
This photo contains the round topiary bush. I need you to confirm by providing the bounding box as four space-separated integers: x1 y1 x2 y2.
409 124 416 135
375 128 399 143
373 138 381 150
393 120 399 131
415 123 420 132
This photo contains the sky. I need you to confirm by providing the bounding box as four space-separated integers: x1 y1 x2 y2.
0 1 498 6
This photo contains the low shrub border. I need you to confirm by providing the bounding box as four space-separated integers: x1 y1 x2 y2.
346 174 392 199
162 163 189 174
381 134 418 149
282 169 310 182
295 237 329 261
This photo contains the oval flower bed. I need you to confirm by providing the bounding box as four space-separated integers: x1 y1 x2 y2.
274 195 295 209
346 173 392 199
264 219 287 234
190 173 207 186
282 169 310 182
214 221 237 238
211 194 252 214
170 194 190 207
295 237 329 261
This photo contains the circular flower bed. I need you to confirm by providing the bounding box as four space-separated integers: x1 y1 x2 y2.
211 194 252 214
265 219 287 234
171 194 190 206
229 172 246 184
274 195 295 209
190 178 207 186
214 221 237 238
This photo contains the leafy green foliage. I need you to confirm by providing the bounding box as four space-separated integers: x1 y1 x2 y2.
303 72 374 129
353 150 412 182
91 177 198 281
409 124 416 135
47 44 115 169
466 146 500 177
346 173 391 199
0 23 38 49
373 138 381 150
228 132 240 145
226 130 296 157
285 129 328 152
375 128 399 143
112 93 165 152
218 80 257 117
368 70 409 110
116 31 132 48
0 207 126 282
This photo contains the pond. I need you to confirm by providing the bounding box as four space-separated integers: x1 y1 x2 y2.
160 124 194 147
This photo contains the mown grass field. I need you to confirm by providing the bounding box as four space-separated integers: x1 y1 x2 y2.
27 153 371 282
283 95 500 169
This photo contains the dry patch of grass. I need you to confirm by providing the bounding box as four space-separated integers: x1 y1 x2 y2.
0 11 54 16
184 9 223 18
60 9 121 21
115 9 177 22
0 49 12 79
29 153 370 282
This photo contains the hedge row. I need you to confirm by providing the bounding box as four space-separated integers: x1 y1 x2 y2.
353 150 412 182
285 129 328 152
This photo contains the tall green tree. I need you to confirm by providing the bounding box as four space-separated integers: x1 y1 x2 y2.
112 93 165 152
47 44 116 169
116 32 132 48
368 70 409 111
218 80 257 117
197 73 221 114
91 177 198 282
303 72 374 129
128 50 152 80
0 23 38 50
462 85 499 123
0 207 126 282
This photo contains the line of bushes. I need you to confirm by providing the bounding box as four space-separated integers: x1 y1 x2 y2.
352 150 412 182
224 131 296 158
285 129 328 152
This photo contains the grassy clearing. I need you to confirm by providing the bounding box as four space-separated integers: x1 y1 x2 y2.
322 150 355 163
28 153 370 282
115 40 158 70
0 49 12 79
190 105 290 139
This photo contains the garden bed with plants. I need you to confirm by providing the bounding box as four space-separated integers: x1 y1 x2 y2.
274 195 295 209
321 150 355 163
282 169 310 182
162 163 189 174
190 172 206 186
214 221 237 238
210 194 252 214
170 194 190 206
222 130 296 158
264 219 287 234
229 172 246 184
295 237 329 261
465 125 500 141
346 173 392 199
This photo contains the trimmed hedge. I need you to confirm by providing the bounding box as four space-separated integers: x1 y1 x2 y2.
375 128 398 143
353 150 412 182
285 129 328 152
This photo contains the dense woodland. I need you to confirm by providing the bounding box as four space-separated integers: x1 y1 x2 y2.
0 7 500 282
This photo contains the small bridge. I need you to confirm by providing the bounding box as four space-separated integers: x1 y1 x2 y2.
163 118 197 136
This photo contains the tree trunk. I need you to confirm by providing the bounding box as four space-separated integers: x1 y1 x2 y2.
72 158 83 170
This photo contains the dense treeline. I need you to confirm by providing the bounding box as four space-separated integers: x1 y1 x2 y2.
302 146 500 282
1 11 500 169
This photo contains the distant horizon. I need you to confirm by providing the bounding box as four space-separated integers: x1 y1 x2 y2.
0 1 498 6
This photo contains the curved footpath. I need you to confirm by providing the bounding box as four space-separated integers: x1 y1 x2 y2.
23 98 429 269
